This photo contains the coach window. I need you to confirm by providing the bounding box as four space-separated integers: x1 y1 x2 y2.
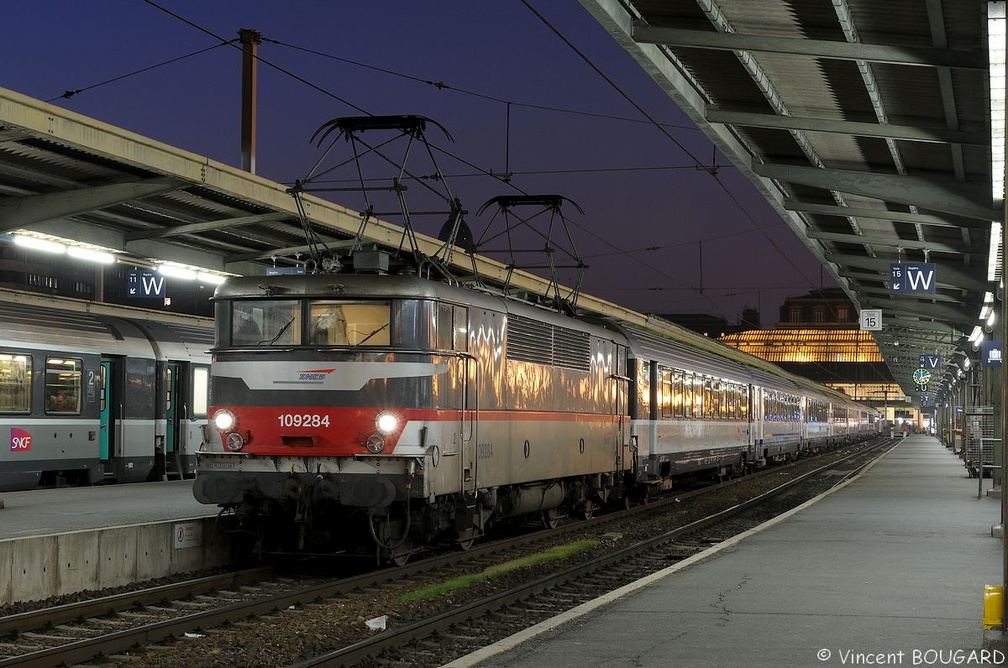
309 301 390 346
45 357 82 414
692 375 704 418
672 369 684 418
703 378 714 419
658 368 671 418
0 354 31 413
192 367 209 416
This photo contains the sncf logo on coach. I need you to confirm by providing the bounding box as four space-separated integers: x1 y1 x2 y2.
10 428 32 452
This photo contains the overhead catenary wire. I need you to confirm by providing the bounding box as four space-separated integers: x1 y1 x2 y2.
140 0 370 115
88 2 830 323
47 40 236 103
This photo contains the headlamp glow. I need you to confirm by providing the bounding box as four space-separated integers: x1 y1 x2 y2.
213 409 237 432
375 411 400 435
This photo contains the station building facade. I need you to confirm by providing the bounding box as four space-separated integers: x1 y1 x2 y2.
717 289 910 423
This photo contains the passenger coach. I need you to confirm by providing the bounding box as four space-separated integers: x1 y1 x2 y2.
0 300 212 490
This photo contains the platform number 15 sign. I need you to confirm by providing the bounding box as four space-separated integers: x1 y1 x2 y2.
859 309 882 331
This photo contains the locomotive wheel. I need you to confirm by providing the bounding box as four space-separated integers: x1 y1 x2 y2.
542 507 562 529
456 527 477 551
388 540 413 566
581 500 597 520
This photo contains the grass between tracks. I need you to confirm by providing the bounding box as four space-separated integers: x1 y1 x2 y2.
400 539 600 602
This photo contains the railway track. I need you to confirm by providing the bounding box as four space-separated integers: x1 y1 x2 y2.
290 438 896 667
0 438 895 667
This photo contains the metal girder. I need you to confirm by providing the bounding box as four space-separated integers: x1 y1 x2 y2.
631 23 986 70
807 230 981 254
226 239 359 264
755 163 998 222
783 198 991 230
125 212 292 241
21 217 259 277
0 129 31 144
861 298 976 324
874 328 958 347
706 107 987 146
856 285 963 304
880 317 960 334
0 177 186 233
827 252 990 292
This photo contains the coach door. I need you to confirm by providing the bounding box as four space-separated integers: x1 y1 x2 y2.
98 358 121 479
165 363 178 459
165 362 208 479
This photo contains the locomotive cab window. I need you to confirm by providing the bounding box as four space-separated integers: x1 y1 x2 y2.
0 354 31 413
232 300 302 346
435 302 469 352
309 301 390 346
45 357 82 414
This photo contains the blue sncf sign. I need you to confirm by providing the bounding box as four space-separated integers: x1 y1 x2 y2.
890 263 936 294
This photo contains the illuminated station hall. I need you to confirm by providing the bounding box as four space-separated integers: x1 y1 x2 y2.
720 288 914 431
4 1 1008 666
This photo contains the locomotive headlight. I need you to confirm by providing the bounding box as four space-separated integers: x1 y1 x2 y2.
375 411 400 435
213 409 237 432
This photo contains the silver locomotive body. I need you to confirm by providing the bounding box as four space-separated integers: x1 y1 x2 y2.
195 274 630 558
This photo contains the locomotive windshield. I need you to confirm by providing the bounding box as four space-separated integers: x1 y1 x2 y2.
232 300 301 346
224 298 392 347
309 302 390 346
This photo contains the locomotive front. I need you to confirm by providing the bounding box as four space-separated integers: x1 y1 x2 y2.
193 274 472 559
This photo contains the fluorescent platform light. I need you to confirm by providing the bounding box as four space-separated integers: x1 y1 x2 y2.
197 272 227 285
157 264 197 280
14 235 65 254
67 247 115 264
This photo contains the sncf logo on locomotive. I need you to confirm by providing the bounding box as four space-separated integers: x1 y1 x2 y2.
297 368 336 382
10 428 31 452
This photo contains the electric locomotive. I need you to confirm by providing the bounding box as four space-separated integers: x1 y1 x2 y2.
195 272 630 561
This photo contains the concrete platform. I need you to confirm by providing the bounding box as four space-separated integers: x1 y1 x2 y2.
453 436 1005 668
0 481 228 604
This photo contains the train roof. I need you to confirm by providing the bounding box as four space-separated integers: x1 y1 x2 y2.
214 273 874 413
0 298 212 362
215 273 625 341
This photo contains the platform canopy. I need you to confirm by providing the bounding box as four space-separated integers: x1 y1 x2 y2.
579 0 1003 402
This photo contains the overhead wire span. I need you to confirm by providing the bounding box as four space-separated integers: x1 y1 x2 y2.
136 1 830 322
141 0 370 114
48 40 236 103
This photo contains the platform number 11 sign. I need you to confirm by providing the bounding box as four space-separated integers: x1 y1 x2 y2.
859 309 882 331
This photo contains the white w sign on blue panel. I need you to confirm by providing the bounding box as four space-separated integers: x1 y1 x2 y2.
890 263 936 294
